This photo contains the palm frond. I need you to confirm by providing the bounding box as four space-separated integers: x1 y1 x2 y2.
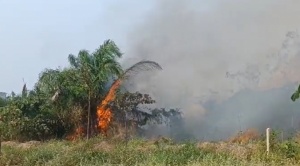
78 50 91 66
94 39 123 59
68 54 78 68
103 58 123 76
22 83 28 97
121 60 162 80
102 60 162 98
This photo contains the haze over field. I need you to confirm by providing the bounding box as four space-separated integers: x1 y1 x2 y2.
123 0 300 140
2 0 300 140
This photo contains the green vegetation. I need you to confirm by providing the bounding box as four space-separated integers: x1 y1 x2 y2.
67 40 123 139
0 39 179 142
0 97 7 107
291 84 300 101
2 135 300 166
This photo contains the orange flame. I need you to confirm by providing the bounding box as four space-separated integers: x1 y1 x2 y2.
97 79 122 135
66 126 84 141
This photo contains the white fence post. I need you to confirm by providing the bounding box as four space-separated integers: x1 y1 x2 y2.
266 128 270 155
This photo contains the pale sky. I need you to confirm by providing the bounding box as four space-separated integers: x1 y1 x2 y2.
0 0 156 93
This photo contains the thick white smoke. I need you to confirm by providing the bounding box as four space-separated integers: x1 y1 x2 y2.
122 0 300 140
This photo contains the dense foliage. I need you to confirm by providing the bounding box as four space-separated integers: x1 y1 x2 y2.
0 97 7 107
0 40 180 141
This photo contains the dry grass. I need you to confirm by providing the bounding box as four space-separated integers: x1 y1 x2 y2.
229 128 260 144
2 140 41 149
198 141 258 159
1 131 300 165
93 141 114 152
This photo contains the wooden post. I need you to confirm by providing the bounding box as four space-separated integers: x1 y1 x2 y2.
266 128 270 155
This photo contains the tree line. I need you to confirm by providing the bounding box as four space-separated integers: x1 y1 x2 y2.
0 40 182 141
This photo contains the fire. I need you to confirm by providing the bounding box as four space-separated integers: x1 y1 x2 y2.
63 61 161 139
96 61 162 135
97 79 122 135
66 126 84 141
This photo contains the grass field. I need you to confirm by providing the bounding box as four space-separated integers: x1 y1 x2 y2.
1 133 300 166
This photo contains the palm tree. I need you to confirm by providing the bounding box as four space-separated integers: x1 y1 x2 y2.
68 40 123 139
96 60 163 135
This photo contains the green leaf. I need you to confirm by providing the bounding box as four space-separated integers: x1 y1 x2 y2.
291 90 300 101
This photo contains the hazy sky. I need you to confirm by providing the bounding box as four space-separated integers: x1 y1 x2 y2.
0 0 156 93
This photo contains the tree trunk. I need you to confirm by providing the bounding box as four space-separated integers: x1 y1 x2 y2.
87 91 91 140
124 111 128 145
90 102 97 137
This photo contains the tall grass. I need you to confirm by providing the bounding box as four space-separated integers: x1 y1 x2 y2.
1 134 300 166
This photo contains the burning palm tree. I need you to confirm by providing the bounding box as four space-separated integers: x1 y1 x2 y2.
96 60 162 135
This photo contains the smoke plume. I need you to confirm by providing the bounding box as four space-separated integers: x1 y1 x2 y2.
122 0 300 140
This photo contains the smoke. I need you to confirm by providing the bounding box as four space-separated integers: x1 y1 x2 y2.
122 0 300 140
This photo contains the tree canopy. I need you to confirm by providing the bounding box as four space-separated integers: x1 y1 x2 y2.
0 39 181 141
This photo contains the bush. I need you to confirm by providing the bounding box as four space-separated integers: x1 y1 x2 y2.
0 105 23 140
0 103 65 141
279 140 300 159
